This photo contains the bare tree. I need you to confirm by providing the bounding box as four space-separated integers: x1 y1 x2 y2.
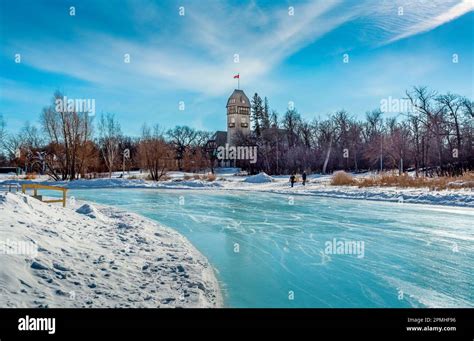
98 113 122 178
167 126 198 170
406 86 445 168
318 118 334 174
0 114 5 145
41 91 93 180
282 108 301 148
138 124 172 180
20 122 45 150
462 98 473 119
437 93 463 159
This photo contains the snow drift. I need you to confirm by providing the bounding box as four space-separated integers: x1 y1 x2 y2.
244 172 274 184
0 192 222 308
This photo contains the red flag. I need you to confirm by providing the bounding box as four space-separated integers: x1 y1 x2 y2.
233 74 240 79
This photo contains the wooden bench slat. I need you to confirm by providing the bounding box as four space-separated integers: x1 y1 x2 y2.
21 184 68 207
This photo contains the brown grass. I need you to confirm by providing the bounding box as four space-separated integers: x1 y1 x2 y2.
23 173 37 180
330 171 356 186
356 171 474 190
206 173 216 182
182 173 216 181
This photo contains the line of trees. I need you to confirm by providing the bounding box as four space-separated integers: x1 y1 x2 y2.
235 86 473 176
0 92 212 180
0 86 472 179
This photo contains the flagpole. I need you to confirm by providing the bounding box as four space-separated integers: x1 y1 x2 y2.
238 75 240 89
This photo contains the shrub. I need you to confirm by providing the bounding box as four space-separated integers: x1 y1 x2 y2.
23 173 37 180
357 171 474 190
330 171 355 186
206 173 216 182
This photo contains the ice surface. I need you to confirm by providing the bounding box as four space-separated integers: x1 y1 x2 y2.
62 189 474 308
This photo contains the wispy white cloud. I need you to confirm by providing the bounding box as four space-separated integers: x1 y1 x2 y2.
386 0 474 43
5 0 472 97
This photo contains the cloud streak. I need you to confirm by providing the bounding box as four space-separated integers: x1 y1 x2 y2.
386 0 474 43
2 0 472 97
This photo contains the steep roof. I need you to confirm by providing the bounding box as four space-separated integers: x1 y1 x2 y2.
226 89 250 108
211 131 227 147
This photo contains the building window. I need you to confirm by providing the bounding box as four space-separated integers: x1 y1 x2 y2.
241 117 248 128
229 117 235 128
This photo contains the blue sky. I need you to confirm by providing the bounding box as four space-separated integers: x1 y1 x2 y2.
1 0 473 136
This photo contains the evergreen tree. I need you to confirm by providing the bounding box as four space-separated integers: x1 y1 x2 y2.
262 97 271 130
251 93 263 137
270 110 279 128
282 108 301 148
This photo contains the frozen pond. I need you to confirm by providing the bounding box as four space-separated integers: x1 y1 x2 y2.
63 189 473 308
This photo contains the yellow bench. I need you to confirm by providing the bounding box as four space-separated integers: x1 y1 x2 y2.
21 184 68 207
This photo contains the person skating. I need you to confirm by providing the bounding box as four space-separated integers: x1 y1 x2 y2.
290 174 296 188
302 171 307 186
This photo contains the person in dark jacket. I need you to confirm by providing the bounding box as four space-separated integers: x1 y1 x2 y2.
290 174 296 188
302 171 307 186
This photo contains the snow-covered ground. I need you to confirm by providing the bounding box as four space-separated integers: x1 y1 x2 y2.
2 171 473 207
1 170 472 308
0 192 222 308
223 173 474 208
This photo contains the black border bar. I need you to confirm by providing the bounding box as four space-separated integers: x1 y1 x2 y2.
0 308 472 338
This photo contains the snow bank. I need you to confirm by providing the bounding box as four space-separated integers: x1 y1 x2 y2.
0 192 222 308
1 172 472 207
75 203 111 223
244 172 274 184
0 178 222 190
268 186 474 207
161 180 222 189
